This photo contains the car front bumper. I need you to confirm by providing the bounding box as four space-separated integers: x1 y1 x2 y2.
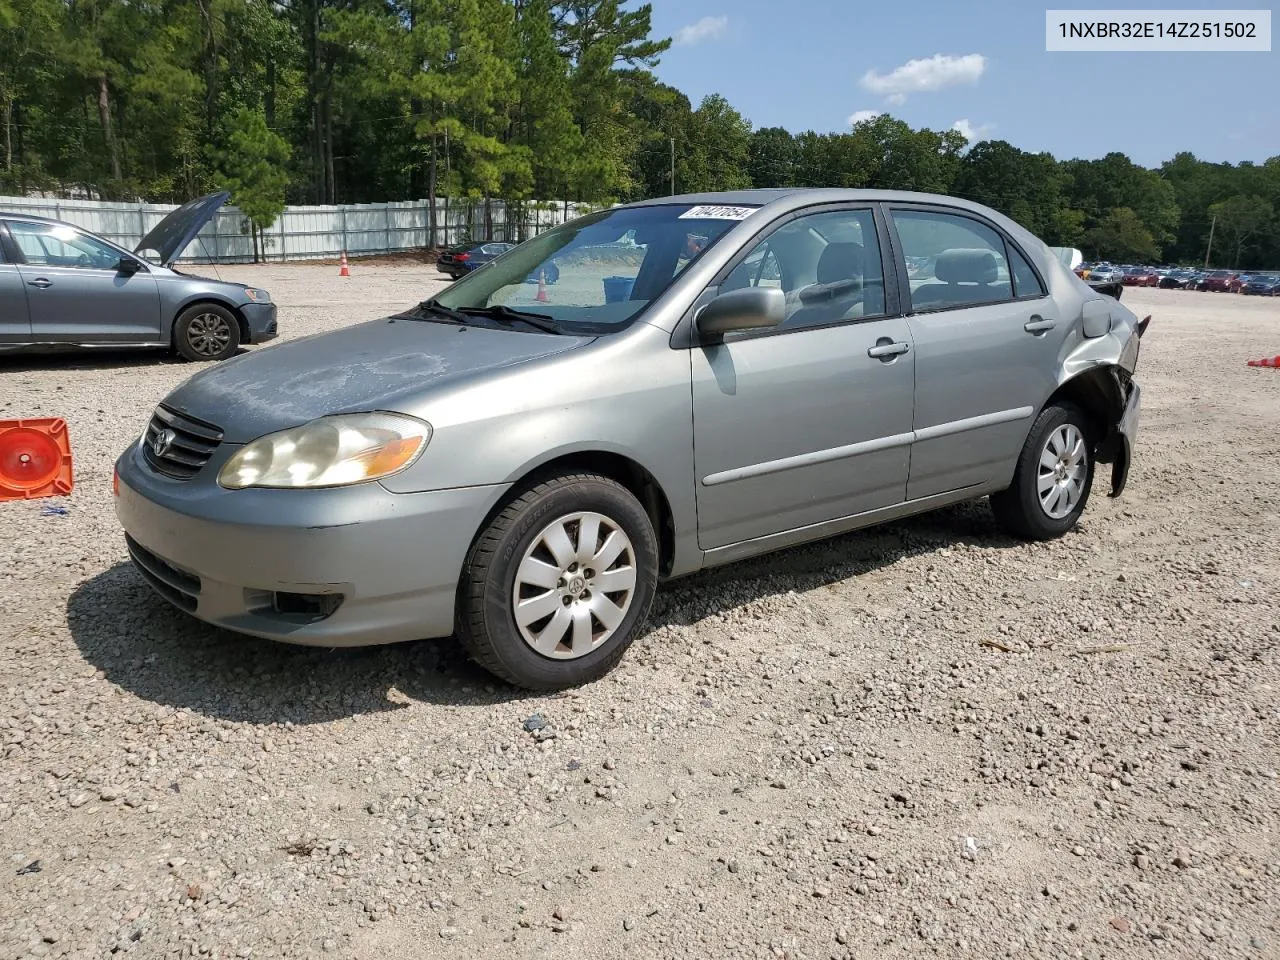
241 302 279 344
114 442 506 647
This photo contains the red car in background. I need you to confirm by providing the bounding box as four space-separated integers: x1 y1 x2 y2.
1122 267 1159 286
1197 269 1242 292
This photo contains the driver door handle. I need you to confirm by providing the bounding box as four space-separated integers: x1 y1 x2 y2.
1024 316 1056 334
867 340 910 360
27 277 53 289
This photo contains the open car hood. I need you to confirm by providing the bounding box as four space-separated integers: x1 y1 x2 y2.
134 191 230 267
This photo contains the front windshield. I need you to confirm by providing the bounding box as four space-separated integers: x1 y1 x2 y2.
429 203 756 332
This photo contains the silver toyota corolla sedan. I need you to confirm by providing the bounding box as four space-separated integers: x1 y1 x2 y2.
114 189 1146 690
1 192 277 361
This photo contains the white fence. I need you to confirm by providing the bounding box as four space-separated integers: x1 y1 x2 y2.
0 195 595 264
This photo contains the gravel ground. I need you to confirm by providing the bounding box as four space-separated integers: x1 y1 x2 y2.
2 265 1279 960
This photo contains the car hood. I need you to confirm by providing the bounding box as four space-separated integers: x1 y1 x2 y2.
135 191 230 267
161 317 595 443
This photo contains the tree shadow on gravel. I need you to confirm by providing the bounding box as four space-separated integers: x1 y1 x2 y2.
0 346 246 374
66 563 526 726
67 499 1027 724
645 498 1026 630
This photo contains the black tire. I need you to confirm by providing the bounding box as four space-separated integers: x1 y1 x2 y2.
174 304 240 362
990 403 1095 542
456 473 659 691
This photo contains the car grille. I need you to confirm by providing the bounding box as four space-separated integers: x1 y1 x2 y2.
125 535 201 612
142 404 224 479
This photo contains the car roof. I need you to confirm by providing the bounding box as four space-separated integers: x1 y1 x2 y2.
0 212 69 226
621 188 1016 218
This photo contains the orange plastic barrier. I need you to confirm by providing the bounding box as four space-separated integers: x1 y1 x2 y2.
0 418 74 501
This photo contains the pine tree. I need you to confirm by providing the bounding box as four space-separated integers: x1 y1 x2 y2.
214 107 292 262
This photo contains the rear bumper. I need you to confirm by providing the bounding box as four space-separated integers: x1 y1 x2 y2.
1109 381 1141 498
241 302 278 344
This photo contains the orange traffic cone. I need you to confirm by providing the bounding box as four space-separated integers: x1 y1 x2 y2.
1246 355 1280 368
535 269 549 303
0 418 74 501
339 251 351 278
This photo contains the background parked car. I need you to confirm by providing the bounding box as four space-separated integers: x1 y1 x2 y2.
1123 266 1159 287
1241 274 1280 296
436 241 562 285
0 191 276 361
1197 269 1241 293
1083 264 1125 298
1087 264 1124 284
1159 269 1195 288
435 241 515 279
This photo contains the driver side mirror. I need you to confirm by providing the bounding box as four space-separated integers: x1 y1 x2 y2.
695 286 785 338
117 256 144 275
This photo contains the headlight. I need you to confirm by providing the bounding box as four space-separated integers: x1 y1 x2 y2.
217 413 431 489
243 287 271 302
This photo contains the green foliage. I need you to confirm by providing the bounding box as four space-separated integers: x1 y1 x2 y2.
1206 194 1274 267
678 94 752 193
0 0 1276 262
953 141 1074 242
748 127 799 189
214 107 291 229
1083 207 1159 262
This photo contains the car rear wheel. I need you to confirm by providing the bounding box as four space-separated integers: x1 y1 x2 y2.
456 472 659 690
174 304 240 362
990 403 1095 541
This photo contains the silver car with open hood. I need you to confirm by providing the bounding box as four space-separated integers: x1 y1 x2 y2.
1 191 276 361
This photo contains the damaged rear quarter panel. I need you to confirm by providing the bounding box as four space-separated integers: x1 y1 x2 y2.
1058 294 1143 496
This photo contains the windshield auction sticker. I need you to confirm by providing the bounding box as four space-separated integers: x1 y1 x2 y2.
679 205 757 220
1046 9 1271 50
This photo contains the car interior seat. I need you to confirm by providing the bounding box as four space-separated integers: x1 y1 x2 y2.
910 248 1007 309
783 241 867 327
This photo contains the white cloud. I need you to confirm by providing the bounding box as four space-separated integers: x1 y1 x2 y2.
675 15 729 45
848 109 884 127
860 53 987 104
952 118 994 143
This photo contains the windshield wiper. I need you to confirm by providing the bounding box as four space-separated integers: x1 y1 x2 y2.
410 298 471 324
458 305 561 334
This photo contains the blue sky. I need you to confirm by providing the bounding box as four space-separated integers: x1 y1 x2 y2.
647 0 1279 167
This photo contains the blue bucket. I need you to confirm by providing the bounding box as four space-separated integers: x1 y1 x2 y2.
602 276 635 304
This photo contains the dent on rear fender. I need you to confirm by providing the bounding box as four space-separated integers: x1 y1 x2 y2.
1060 334 1126 384
1060 305 1141 384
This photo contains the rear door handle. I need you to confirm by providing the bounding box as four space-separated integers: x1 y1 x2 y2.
867 340 910 360
27 277 53 289
1024 316 1056 334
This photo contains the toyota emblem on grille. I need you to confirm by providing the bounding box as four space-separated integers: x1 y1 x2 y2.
152 428 177 458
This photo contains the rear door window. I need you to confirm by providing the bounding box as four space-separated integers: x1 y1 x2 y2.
891 210 1015 312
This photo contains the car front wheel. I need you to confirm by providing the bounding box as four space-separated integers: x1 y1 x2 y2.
990 403 1095 541
457 472 659 690
174 304 241 362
